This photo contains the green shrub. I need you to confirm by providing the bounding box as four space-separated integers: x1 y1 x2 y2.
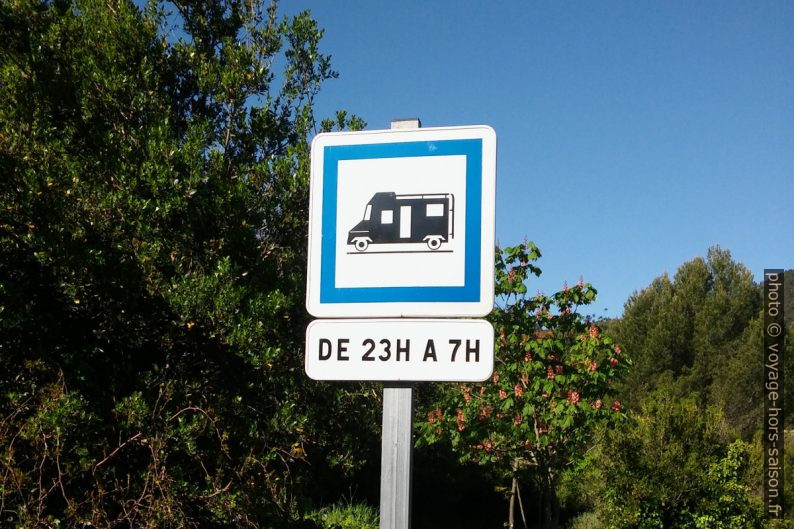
567 512 604 529
306 501 379 529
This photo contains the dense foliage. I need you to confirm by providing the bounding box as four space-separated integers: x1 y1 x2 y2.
418 243 630 529
584 388 765 529
566 250 794 529
611 248 760 406
0 0 370 527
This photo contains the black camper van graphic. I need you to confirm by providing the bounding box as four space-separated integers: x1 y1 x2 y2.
347 192 455 253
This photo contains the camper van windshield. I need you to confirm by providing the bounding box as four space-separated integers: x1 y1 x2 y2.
364 204 372 221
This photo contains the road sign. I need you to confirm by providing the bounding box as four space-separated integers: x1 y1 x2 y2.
305 319 494 382
306 126 496 318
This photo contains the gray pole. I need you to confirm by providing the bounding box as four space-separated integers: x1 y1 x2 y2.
379 118 421 529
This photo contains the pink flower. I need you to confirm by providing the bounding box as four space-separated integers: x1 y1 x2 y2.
588 360 598 372
514 383 524 398
514 413 523 425
593 399 602 410
578 275 584 288
457 409 466 431
427 408 442 423
567 391 580 405
614 345 622 355
524 353 532 362
611 400 622 412
546 366 555 380
610 357 619 368
492 373 500 385
555 365 564 375
589 326 600 339
499 389 508 400
479 405 492 419
562 280 569 293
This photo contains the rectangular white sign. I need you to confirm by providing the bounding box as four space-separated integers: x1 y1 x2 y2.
305 319 494 382
306 125 497 318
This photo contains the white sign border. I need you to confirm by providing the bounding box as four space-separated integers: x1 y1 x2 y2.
305 318 495 382
306 125 496 318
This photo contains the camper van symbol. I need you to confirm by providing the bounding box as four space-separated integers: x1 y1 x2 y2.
347 192 455 253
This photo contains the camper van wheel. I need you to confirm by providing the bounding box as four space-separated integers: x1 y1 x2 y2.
354 238 369 252
426 237 442 251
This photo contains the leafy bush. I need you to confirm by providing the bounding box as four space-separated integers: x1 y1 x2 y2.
306 501 379 529
567 512 604 529
589 387 764 529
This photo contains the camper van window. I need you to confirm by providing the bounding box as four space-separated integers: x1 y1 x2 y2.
364 204 372 221
426 203 444 217
381 210 393 224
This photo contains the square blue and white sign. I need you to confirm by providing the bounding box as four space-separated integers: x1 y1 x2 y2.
306 126 496 318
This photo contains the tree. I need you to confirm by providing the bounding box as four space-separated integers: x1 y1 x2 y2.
0 0 368 526
417 243 630 529
708 312 766 437
612 247 761 411
586 387 764 529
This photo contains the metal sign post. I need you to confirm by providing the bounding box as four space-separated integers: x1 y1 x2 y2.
380 382 413 529
379 118 419 529
304 117 497 529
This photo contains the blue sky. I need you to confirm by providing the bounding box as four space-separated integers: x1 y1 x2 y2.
287 1 793 317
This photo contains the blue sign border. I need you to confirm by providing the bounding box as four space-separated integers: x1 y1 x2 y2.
320 138 483 304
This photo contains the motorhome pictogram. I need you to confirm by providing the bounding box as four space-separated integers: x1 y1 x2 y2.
347 192 455 253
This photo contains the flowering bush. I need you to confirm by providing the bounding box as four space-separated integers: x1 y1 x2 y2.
417 242 630 528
